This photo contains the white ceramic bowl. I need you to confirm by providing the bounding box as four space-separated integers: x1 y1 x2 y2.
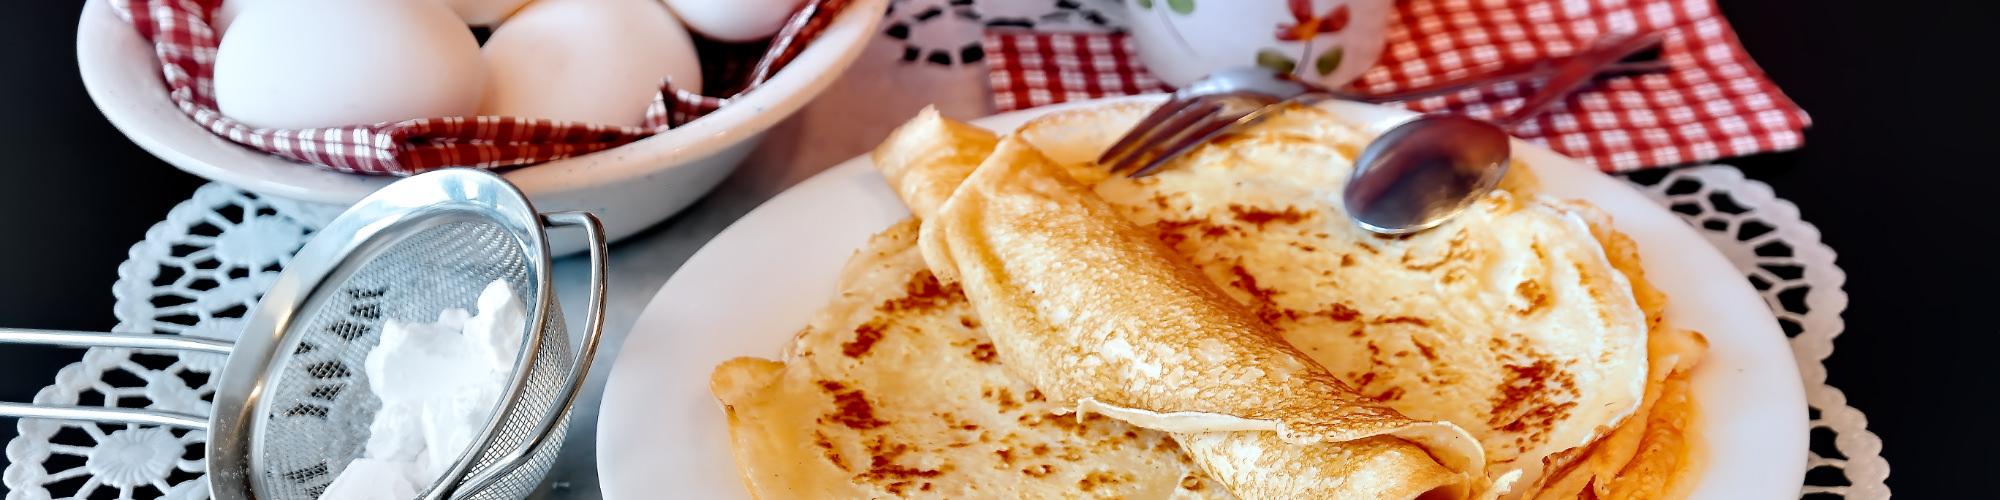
76 0 887 254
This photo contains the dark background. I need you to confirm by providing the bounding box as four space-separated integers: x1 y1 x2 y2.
4 0 1995 497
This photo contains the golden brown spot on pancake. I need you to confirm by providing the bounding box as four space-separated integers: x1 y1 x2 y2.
1229 264 1278 302
857 437 945 490
841 320 889 357
1372 316 1431 327
1516 280 1550 316
1317 303 1362 322
1442 267 1471 284
1181 474 1206 490
992 388 1020 412
1355 242 1379 254
994 448 1015 466
1340 254 1356 267
1022 464 1055 478
828 388 889 430
968 342 999 363
1078 470 1132 492
812 430 847 471
1229 204 1312 228
1374 386 1407 402
1151 219 1236 248
1229 262 1292 325
959 316 980 329
1399 229 1472 271
1488 357 1582 439
1414 340 1438 361
880 270 964 313
1025 389 1045 402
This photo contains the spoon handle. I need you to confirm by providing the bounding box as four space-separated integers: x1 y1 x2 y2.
1495 32 1667 128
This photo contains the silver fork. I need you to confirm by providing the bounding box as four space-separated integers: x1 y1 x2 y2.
1097 41 1670 178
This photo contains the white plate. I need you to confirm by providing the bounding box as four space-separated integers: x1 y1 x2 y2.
596 97 1808 499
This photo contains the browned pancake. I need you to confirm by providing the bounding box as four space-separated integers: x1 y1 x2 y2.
712 219 1235 499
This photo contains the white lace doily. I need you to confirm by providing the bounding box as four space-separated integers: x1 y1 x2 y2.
5 185 315 500
6 165 1886 499
1623 165 1888 499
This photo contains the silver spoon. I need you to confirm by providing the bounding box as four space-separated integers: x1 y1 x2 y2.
1343 32 1666 234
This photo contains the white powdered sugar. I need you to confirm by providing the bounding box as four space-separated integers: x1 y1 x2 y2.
320 280 527 500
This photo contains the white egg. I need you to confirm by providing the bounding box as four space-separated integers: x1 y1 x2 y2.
214 0 485 129
446 0 537 26
211 0 278 35
664 0 805 43
478 0 702 127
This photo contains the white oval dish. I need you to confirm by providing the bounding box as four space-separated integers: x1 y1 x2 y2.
75 0 888 254
594 97 1809 499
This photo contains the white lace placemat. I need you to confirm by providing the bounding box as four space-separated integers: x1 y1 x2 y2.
4 165 1885 499
1623 165 1888 499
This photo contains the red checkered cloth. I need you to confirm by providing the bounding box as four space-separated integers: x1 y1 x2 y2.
982 0 1809 172
110 0 845 175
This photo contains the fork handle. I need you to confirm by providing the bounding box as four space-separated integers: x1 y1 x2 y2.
1497 32 1666 127
1337 40 1668 104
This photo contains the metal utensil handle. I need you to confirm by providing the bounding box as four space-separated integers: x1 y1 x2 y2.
1344 55 1669 104
449 211 610 499
1496 31 1666 127
0 329 229 429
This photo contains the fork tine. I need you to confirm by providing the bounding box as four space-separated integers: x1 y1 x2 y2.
1126 95 1278 178
1097 94 1208 168
1124 113 1239 178
1106 96 1227 175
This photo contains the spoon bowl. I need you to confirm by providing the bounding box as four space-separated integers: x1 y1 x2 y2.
1340 31 1665 234
1343 115 1512 234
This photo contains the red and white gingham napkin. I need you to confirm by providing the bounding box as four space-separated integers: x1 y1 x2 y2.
982 0 1809 172
110 0 845 176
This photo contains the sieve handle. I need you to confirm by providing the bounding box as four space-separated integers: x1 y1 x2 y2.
0 329 227 429
449 211 610 499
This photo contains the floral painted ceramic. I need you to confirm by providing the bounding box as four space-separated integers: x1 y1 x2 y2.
1125 0 1388 88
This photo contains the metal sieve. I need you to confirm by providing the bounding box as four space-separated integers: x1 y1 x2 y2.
0 168 607 500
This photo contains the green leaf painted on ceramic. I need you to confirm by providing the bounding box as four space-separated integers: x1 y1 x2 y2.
1315 46 1345 76
1136 0 1152 8
1256 49 1297 74
1167 0 1194 14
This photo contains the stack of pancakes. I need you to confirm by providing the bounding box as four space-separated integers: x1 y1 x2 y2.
710 103 1707 499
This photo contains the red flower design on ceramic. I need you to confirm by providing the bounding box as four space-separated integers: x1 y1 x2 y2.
1276 0 1350 41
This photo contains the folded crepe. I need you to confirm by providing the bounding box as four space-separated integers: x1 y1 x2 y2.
881 108 1489 499
712 219 1237 499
